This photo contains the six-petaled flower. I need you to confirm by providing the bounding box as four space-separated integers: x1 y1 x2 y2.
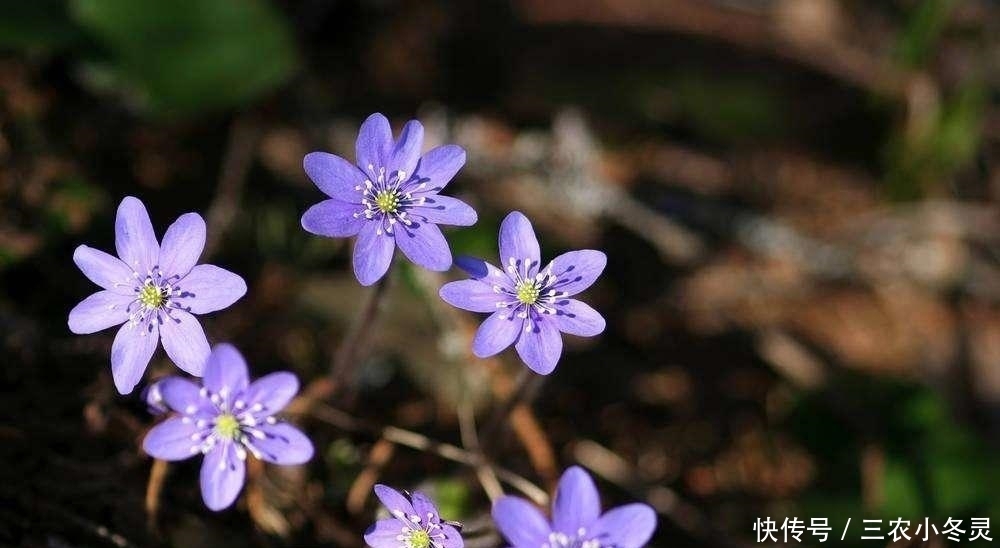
68 196 247 393
492 467 656 548
439 211 606 374
301 112 477 286
364 484 464 548
142 343 314 511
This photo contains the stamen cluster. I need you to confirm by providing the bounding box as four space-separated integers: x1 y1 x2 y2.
355 165 427 236
183 385 278 462
391 508 448 548
127 267 184 328
495 257 566 332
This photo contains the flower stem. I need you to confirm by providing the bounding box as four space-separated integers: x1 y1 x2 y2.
330 270 392 389
293 269 392 410
481 368 544 448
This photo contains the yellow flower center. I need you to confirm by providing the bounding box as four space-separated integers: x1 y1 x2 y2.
214 414 241 440
138 282 166 309
515 280 541 305
406 530 431 548
374 190 400 213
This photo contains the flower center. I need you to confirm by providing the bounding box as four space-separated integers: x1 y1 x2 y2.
405 530 431 548
374 190 400 213
138 282 166 309
515 280 541 305
214 414 241 440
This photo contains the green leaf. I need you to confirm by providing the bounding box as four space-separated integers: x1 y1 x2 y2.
882 455 925 518
896 0 955 68
885 82 985 200
70 0 298 116
667 73 786 143
431 478 471 520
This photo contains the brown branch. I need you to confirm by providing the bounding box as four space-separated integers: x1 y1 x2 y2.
347 438 396 516
458 398 505 502
305 403 549 505
143 459 169 534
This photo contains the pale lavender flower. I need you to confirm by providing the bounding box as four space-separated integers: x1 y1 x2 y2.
364 484 463 548
142 343 313 511
301 113 477 286
68 196 246 394
492 467 656 548
439 211 606 374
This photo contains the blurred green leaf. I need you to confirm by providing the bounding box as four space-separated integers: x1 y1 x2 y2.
0 0 80 51
882 456 925 517
791 377 998 538
70 0 298 116
431 478 471 520
396 260 426 298
896 0 955 68
886 82 985 200
884 387 996 518
446 215 498 260
668 73 786 143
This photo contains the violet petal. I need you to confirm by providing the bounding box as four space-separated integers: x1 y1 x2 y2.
472 311 522 358
158 212 206 278
304 151 366 202
514 317 562 375
143 416 201 461
114 196 159 274
492 496 551 548
552 299 606 337
552 466 602 534
175 264 247 315
498 211 540 275
68 290 131 334
159 310 211 376
252 422 314 465
439 280 502 313
110 321 160 394
394 222 452 272
301 198 365 238
200 441 246 511
203 343 250 396
356 113 393 173
72 245 135 295
353 222 395 286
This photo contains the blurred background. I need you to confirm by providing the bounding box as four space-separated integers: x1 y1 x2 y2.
1 0 999 546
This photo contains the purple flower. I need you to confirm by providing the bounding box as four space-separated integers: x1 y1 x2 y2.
438 211 606 375
364 484 464 548
492 467 656 548
301 113 477 286
68 196 247 394
142 343 314 511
